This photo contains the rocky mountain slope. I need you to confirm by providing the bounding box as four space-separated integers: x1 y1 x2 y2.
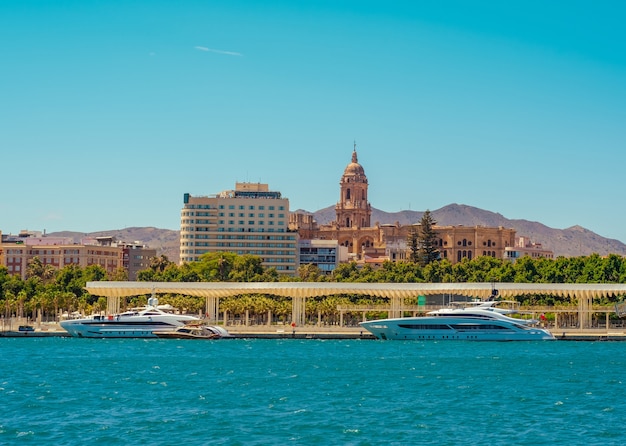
309 203 626 257
49 204 626 260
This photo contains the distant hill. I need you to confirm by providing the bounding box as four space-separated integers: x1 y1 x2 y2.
50 227 181 262
49 204 626 260
311 203 626 257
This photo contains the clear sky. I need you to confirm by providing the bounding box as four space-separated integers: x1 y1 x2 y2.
2 1 625 242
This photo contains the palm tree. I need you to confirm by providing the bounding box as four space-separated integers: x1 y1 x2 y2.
149 255 172 273
26 256 56 283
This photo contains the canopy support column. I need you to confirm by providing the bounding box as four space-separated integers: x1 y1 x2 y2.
205 296 220 323
106 296 120 315
389 296 401 319
578 295 592 329
292 296 306 326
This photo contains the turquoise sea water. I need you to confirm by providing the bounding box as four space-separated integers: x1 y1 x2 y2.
1 338 623 445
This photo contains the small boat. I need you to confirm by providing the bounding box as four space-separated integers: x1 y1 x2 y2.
154 324 231 339
360 300 555 341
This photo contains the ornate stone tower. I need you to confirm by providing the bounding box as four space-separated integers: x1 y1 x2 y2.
335 145 371 228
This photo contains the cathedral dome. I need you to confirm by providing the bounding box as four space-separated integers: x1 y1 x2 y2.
343 150 365 176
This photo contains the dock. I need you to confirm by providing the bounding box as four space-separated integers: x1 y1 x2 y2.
2 325 626 341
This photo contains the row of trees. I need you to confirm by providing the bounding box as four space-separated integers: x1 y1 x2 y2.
2 249 626 322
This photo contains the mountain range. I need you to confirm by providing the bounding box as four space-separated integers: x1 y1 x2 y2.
49 203 626 261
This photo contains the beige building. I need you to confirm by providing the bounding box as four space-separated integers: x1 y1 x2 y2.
504 236 554 262
290 148 530 265
180 182 298 275
0 231 154 280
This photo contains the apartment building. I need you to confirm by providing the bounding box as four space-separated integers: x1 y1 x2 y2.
0 231 155 280
504 236 555 262
180 182 298 275
297 239 348 274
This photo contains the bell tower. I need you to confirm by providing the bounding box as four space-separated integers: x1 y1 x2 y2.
336 144 371 228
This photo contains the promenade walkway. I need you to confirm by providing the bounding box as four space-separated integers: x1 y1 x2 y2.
84 281 626 329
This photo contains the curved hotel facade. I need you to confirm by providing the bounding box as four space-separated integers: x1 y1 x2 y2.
179 182 297 274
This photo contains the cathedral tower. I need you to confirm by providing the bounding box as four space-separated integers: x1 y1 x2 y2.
335 145 371 228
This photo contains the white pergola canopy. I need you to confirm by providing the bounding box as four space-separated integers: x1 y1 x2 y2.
85 281 626 300
85 281 626 329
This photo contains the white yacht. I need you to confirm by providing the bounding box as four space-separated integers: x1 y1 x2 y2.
60 296 200 338
359 300 555 341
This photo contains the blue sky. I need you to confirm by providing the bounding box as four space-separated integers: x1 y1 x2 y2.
2 1 626 243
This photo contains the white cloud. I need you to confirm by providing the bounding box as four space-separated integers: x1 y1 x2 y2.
42 212 63 222
194 46 242 56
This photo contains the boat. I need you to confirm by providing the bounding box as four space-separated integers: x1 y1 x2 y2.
153 324 231 339
359 300 555 341
60 296 200 338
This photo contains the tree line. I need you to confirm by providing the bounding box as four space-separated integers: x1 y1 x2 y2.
2 249 626 323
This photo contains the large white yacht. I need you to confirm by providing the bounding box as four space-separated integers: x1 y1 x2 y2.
359 300 555 341
60 296 200 338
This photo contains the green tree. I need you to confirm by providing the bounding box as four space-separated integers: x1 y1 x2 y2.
298 264 323 282
262 267 281 282
108 267 129 281
26 256 56 284
83 265 107 282
190 252 236 281
423 258 454 282
149 255 173 273
513 256 538 283
416 210 439 267
55 264 87 297
231 255 265 282
332 262 361 282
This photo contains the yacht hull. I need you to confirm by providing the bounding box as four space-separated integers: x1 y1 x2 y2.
60 315 199 338
360 316 555 341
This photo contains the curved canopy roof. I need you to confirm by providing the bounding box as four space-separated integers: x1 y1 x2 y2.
85 281 626 300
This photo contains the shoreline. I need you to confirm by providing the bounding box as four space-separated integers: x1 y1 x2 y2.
2 325 626 341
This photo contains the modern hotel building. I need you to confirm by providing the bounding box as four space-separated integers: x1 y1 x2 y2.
179 182 298 274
